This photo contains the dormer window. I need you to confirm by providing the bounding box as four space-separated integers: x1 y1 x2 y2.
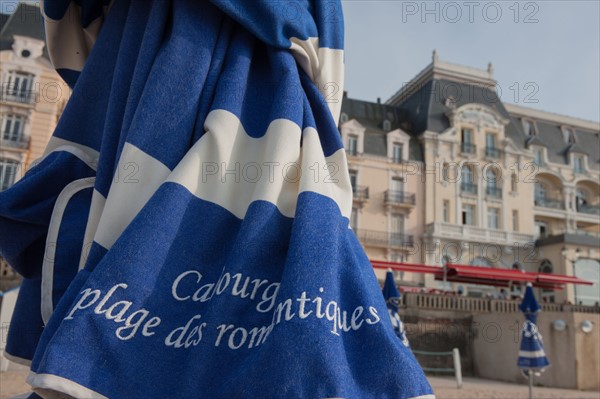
533 148 544 166
562 127 576 144
347 134 358 156
383 119 391 131
522 119 537 136
574 155 585 173
340 112 349 124
392 142 403 163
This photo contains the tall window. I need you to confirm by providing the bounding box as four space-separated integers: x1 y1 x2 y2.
574 155 584 173
575 189 587 212
462 204 475 226
487 207 500 229
485 132 499 158
3 71 35 103
349 170 357 191
390 213 405 246
350 207 358 230
461 165 476 195
461 128 475 154
534 148 544 166
512 210 519 232
0 159 19 190
391 176 403 193
462 128 473 144
1 114 26 147
486 168 499 197
392 142 403 163
534 182 547 203
535 221 547 239
511 172 518 193
347 135 358 156
443 200 450 223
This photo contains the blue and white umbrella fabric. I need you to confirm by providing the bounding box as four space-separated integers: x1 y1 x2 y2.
383 269 410 347
0 1 434 398
517 283 550 370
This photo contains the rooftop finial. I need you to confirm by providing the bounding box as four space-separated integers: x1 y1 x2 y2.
432 49 439 64
488 62 494 76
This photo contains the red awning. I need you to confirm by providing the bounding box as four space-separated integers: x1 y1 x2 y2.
370 260 593 290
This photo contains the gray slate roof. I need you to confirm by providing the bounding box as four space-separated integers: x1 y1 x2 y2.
0 4 48 59
340 95 423 161
341 77 599 170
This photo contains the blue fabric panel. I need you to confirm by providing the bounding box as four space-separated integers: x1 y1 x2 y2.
32 185 432 398
5 278 45 362
0 152 95 278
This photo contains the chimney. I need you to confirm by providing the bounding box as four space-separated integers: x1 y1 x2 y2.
377 97 381 104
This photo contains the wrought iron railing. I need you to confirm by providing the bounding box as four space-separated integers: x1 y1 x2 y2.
352 186 369 201
461 142 476 154
0 133 29 149
485 186 502 198
485 146 502 159
461 182 477 195
357 229 413 248
384 190 416 205
534 197 565 210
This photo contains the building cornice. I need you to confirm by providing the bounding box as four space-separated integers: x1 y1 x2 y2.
505 103 600 132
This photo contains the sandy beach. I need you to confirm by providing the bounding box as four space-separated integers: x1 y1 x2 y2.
2 371 600 399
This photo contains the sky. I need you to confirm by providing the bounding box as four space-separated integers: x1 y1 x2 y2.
5 1 599 122
342 0 600 123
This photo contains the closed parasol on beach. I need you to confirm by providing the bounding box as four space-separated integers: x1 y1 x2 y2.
0 1 434 398
382 269 410 347
517 283 550 399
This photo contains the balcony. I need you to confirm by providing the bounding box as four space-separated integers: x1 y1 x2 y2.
346 148 359 157
1 91 35 105
485 186 502 199
460 142 476 155
577 204 600 216
425 222 534 245
1 134 29 149
352 186 369 202
485 146 503 159
384 190 416 207
461 182 477 196
357 229 413 249
534 197 565 210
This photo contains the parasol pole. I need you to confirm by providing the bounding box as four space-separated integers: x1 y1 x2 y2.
528 370 533 399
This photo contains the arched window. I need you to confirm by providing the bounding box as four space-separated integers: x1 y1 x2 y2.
575 189 587 211
471 257 492 267
512 262 523 271
539 259 553 274
534 182 547 203
340 112 349 124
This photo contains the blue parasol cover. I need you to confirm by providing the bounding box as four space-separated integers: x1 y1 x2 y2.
517 284 550 370
0 1 434 398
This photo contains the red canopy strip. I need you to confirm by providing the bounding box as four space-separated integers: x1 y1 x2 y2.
370 260 593 289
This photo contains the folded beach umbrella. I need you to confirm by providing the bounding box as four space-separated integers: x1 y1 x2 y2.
517 283 550 398
382 269 410 347
0 1 434 398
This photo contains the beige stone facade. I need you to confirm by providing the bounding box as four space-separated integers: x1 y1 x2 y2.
342 54 600 303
